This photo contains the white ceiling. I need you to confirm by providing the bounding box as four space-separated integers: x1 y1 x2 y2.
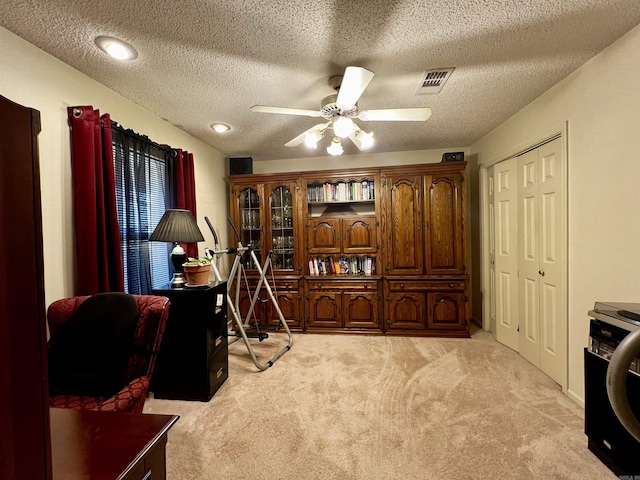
2 1 640 162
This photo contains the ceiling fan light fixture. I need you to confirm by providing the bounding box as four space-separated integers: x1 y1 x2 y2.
95 36 138 61
356 130 374 149
304 130 323 148
333 116 354 138
327 137 343 156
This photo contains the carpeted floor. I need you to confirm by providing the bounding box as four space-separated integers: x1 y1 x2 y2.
144 330 617 479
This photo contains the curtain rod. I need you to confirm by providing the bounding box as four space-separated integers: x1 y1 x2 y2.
111 121 176 156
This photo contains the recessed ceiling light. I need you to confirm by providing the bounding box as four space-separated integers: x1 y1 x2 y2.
95 36 138 61
211 123 231 133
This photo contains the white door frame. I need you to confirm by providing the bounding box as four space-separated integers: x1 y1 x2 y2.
479 124 569 391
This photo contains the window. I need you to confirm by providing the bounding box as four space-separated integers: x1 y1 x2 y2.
112 125 174 294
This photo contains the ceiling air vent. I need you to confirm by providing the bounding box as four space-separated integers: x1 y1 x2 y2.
415 67 455 95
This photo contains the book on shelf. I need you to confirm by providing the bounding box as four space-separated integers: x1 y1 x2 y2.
308 255 376 276
307 180 375 203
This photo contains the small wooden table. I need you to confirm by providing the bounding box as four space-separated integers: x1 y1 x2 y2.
50 408 178 480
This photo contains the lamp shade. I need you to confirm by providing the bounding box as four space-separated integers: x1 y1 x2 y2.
149 209 204 243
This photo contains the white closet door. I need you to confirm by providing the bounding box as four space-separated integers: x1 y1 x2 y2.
487 167 497 336
494 158 519 351
518 149 540 366
518 138 565 385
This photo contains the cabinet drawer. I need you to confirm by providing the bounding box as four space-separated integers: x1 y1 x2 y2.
207 333 227 360
387 280 464 291
308 280 379 291
275 279 299 291
208 346 228 397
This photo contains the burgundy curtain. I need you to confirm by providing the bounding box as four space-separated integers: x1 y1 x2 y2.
68 106 124 295
172 149 198 258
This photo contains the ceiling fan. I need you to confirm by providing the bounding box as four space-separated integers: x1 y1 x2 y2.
250 66 432 155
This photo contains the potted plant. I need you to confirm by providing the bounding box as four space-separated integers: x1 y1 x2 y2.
182 257 212 286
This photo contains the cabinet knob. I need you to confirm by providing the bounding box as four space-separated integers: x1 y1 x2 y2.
538 270 545 276
400 283 404 288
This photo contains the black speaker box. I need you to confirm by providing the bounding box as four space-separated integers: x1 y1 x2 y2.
442 152 465 162
229 157 253 175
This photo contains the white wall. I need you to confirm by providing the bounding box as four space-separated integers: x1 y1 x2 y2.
0 27 229 307
471 24 640 405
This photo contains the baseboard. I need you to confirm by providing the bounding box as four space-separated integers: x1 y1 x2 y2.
567 388 585 409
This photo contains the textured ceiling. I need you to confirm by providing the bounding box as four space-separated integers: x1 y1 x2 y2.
2 1 640 161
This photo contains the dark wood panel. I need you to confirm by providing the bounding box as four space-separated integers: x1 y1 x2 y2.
424 173 465 274
386 292 426 330
0 95 50 479
50 408 177 479
383 175 424 275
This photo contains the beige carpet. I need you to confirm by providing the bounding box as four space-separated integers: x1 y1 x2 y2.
144 330 616 480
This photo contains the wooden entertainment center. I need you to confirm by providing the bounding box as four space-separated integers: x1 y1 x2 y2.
228 161 469 337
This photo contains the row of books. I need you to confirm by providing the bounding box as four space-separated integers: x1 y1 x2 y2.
307 181 375 203
308 256 376 276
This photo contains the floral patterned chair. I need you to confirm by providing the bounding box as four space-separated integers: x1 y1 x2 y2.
47 293 169 414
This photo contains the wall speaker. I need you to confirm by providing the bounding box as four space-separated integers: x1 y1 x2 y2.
441 152 465 162
229 157 253 175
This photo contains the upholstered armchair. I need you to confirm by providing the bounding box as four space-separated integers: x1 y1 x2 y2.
47 293 169 414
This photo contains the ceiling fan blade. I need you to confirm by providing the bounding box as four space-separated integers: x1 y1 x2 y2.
284 122 330 147
336 66 374 110
250 105 322 117
358 107 432 122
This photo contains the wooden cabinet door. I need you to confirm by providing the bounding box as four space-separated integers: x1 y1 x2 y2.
307 291 342 328
268 288 302 329
343 292 379 329
386 292 426 330
427 292 467 330
0 95 51 479
265 182 299 272
382 174 424 275
424 173 465 274
342 217 377 254
229 183 264 268
236 285 266 326
307 218 341 254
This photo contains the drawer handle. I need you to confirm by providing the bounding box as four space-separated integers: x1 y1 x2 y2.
400 283 404 288
217 367 224 379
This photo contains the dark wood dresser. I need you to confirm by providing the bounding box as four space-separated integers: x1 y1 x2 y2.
50 408 178 480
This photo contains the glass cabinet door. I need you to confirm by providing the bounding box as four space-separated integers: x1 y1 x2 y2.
238 187 261 269
269 185 295 271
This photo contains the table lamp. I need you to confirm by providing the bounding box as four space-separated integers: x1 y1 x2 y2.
150 209 204 287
